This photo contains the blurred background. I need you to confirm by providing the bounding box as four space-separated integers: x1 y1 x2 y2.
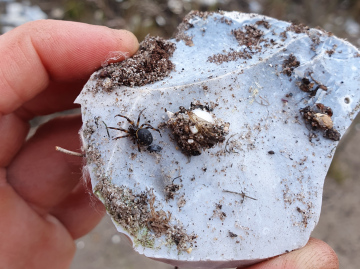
1 0 360 268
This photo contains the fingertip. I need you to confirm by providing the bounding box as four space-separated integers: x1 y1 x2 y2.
305 238 339 269
0 20 140 114
112 29 139 56
242 238 339 269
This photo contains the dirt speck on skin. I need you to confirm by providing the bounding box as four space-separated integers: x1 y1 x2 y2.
282 54 300 76
97 35 176 89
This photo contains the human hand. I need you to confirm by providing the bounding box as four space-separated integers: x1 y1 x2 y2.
239 237 338 269
0 20 138 269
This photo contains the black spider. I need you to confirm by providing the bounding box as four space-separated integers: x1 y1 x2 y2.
107 109 161 152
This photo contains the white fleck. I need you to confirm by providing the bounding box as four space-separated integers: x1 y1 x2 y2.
102 77 112 88
156 15 166 26
167 111 175 119
192 109 214 123
190 125 199 134
76 241 85 249
111 234 121 244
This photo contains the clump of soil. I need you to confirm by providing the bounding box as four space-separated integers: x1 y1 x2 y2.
300 103 341 141
219 16 233 25
282 54 300 76
297 72 328 97
208 22 269 64
174 10 213 47
95 179 195 251
167 101 230 156
326 44 338 57
298 77 315 93
255 19 270 29
97 35 176 89
174 14 194 46
287 23 309 34
208 50 252 64
164 177 182 201
212 203 227 221
232 24 266 51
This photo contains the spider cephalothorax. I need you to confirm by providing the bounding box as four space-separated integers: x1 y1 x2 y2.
107 109 161 152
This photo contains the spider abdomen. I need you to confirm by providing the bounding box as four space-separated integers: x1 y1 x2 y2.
136 128 153 146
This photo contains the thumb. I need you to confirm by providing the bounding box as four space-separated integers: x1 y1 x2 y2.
241 238 339 269
0 19 139 115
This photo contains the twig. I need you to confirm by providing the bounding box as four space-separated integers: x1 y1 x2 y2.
223 189 257 203
55 146 84 157
102 121 110 138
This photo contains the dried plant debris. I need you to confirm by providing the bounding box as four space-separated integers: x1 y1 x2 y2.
281 54 300 76
297 206 311 228
300 103 341 141
95 179 195 251
255 19 271 29
219 16 233 25
229 231 238 238
164 176 182 201
174 11 215 47
208 22 271 64
174 15 194 46
286 23 309 34
326 44 338 57
232 25 267 51
297 72 328 97
97 35 176 90
208 49 253 64
212 203 227 221
297 77 315 93
279 30 287 40
167 101 230 156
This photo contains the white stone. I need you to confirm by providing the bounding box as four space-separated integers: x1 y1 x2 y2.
76 11 360 268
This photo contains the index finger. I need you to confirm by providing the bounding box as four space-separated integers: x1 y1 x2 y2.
0 19 139 116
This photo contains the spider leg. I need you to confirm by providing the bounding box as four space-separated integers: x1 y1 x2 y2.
136 108 147 127
115 114 134 125
107 126 129 133
137 141 141 152
114 134 131 140
139 123 162 137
